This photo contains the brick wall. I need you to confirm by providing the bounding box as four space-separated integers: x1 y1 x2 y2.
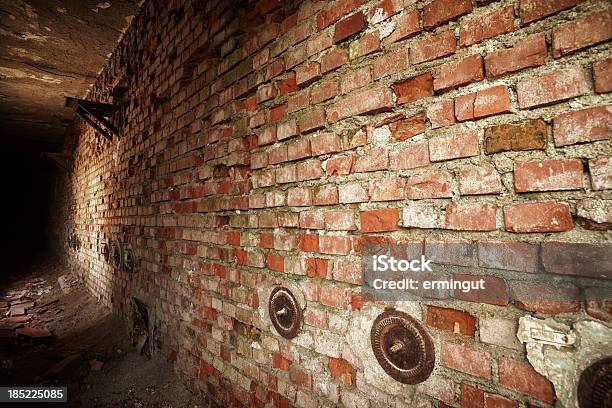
57 0 612 407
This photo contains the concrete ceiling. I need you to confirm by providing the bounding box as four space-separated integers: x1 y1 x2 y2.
0 0 140 152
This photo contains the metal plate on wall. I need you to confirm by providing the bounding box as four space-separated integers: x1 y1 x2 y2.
371 308 435 384
123 245 136 273
269 286 302 339
101 239 111 263
578 357 612 408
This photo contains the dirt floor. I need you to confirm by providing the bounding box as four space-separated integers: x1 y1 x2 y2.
0 259 201 407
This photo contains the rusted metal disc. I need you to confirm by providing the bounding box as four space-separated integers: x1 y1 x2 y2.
101 240 110 263
370 308 435 384
110 240 123 269
269 286 302 339
578 357 612 408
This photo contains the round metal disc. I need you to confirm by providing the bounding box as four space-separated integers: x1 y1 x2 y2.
269 286 302 339
578 357 612 408
371 308 435 384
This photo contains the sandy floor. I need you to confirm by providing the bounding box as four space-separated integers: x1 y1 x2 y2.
1 259 201 408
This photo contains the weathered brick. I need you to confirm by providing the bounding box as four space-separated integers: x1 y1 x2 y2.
517 66 585 109
287 187 313 207
325 210 356 231
589 157 612 190
360 208 400 232
552 105 612 147
593 57 612 94
314 184 339 206
299 108 326 134
423 0 473 30
369 177 405 201
541 242 612 279
349 31 380 59
328 357 356 386
514 159 583 192
311 132 342 156
389 142 430 170
277 119 299 140
434 54 484 92
310 79 339 104
441 342 491 379
319 236 353 255
504 202 573 233
427 100 456 129
334 12 365 43
326 86 394 123
458 164 503 195
454 85 511 121
484 119 547 154
426 306 476 336
552 10 612 58
498 358 554 403
368 0 402 25
410 30 457 65
341 66 372 94
460 5 515 46
402 202 443 229
479 317 522 350
394 73 434 105
383 9 421 45
353 147 388 173
445 202 497 231
512 281 581 314
425 239 473 266
373 48 410 80
296 61 321 87
520 0 578 25
454 274 509 305
326 156 354 176
317 0 368 30
484 34 547 78
321 47 349 73
478 240 538 273
338 182 369 203
389 113 426 142
405 172 452 199
429 131 479 162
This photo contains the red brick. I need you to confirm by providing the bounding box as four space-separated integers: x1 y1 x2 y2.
410 30 457 65
251 151 268 169
585 287 612 322
269 103 288 122
402 202 443 229
484 119 547 154
289 366 312 389
520 0 578 25
484 34 547 78
434 54 484 92
425 239 473 266
324 210 356 231
593 57 612 93
326 156 354 176
512 281 581 313
516 66 585 109
426 306 476 336
353 147 388 173
460 5 515 46
257 83 277 103
258 126 277 146
288 91 309 112
307 258 330 280
423 0 473 30
504 202 573 233
287 187 313 206
335 181 367 205
299 108 326 134
477 240 538 273
321 47 349 73
295 61 321 87
311 132 342 156
277 119 299 141
552 105 612 147
458 164 503 195
273 352 292 370
319 285 351 308
454 274 509 305
514 159 583 192
389 113 426 142
267 253 284 272
311 80 339 104
440 342 491 380
334 12 365 43
484 394 517 408
590 157 612 190
328 357 356 386
405 172 452 199
319 235 353 255
360 208 400 232
427 100 456 129
455 85 511 121
553 10 612 58
373 48 410 80
278 75 298 96
349 31 380 59
429 131 479 162
541 242 612 279
300 234 320 252
368 0 402 24
383 9 421 45
369 178 405 201
317 0 368 30
296 159 323 181
307 31 333 57
498 358 554 403
301 210 325 229
327 85 394 123
394 73 434 105
341 66 372 94
445 202 497 231
268 145 288 164
276 164 297 184
389 142 430 170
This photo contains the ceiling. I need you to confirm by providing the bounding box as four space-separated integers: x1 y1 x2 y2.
0 0 140 152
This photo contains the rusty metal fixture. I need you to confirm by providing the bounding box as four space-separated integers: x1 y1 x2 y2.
370 308 435 384
100 239 110 263
268 286 302 339
578 357 612 408
110 240 123 269
123 245 136 273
